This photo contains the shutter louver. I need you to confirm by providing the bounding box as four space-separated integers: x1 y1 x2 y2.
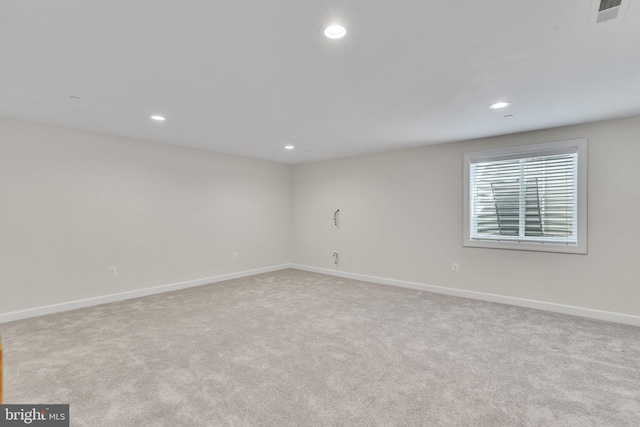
470 153 577 245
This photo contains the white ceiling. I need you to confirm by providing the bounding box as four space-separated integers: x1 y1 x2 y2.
1 0 639 164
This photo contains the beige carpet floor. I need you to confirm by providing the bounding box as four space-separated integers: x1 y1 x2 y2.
1 269 639 426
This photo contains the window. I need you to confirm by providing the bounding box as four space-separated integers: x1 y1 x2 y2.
463 139 587 253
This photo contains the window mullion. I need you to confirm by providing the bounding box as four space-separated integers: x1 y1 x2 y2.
519 159 525 237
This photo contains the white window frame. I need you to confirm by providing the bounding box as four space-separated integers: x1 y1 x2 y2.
463 138 587 254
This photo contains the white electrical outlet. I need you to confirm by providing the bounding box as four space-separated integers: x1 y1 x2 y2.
452 263 460 272
232 252 238 260
108 266 117 277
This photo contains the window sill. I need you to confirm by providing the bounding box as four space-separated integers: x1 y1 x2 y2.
464 238 587 254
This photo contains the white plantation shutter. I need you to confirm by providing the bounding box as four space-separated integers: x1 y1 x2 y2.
464 139 587 254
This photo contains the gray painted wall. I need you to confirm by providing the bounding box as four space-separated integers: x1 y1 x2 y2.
0 118 292 314
292 116 640 316
2 115 639 318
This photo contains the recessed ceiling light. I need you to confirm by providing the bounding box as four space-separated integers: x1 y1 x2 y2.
489 101 511 109
150 115 166 121
284 145 295 150
324 24 346 39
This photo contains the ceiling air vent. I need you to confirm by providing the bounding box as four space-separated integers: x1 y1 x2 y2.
597 0 622 22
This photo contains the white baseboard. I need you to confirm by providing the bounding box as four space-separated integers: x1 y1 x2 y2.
4 263 638 327
291 264 640 327
0 264 292 324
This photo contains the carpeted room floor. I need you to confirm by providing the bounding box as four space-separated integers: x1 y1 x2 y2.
1 269 639 426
